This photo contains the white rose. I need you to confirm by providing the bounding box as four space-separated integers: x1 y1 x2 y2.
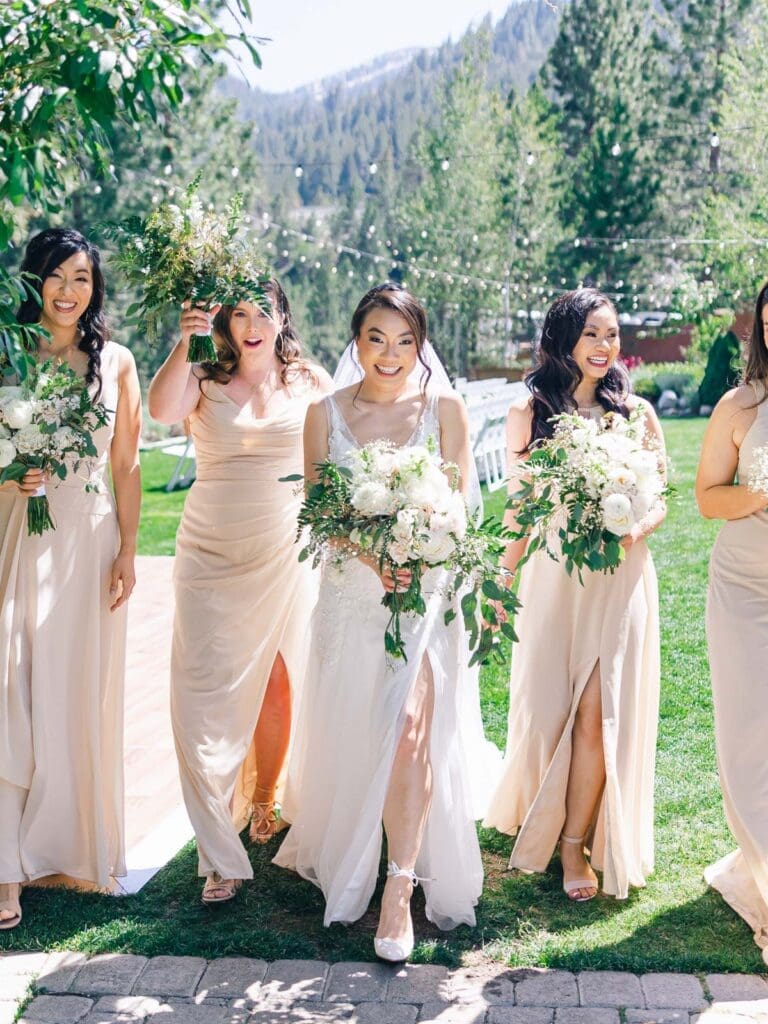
388 541 412 565
602 492 634 536
2 398 34 430
417 530 457 565
604 466 637 493
625 448 658 477
0 438 16 468
391 510 416 545
350 480 393 517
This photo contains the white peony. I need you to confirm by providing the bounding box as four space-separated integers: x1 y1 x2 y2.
387 540 411 565
0 438 16 468
602 492 634 536
2 398 35 430
391 509 416 546
417 529 457 565
351 480 394 517
630 490 655 520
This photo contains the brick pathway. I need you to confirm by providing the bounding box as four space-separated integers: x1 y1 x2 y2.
2 954 768 1024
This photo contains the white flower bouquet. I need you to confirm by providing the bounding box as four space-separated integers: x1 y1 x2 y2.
747 444 768 501
0 361 109 535
106 176 270 363
284 440 520 664
508 408 667 577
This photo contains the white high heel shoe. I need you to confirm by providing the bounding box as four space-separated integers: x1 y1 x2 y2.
373 861 430 963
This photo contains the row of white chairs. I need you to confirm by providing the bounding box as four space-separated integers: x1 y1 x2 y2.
144 378 527 495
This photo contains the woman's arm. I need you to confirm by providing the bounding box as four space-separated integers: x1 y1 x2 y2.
109 346 142 611
696 386 766 520
621 396 668 549
437 392 472 498
500 399 534 577
148 305 218 424
303 397 330 486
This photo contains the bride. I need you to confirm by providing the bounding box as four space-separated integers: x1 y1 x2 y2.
273 283 497 960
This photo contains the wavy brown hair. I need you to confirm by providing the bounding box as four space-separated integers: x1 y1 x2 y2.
524 288 630 452
744 281 768 401
349 283 432 397
198 278 316 387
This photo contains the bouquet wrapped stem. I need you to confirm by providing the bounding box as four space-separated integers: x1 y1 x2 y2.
27 483 54 535
188 331 217 364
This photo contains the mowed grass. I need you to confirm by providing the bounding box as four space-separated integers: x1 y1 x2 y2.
2 418 763 972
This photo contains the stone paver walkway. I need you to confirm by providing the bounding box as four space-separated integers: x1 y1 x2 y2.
2 954 768 1024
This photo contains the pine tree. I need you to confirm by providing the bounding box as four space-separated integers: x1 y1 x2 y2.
544 0 666 289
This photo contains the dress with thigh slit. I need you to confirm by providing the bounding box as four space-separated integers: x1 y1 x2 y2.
705 381 768 961
273 392 499 930
170 379 317 881
483 404 661 899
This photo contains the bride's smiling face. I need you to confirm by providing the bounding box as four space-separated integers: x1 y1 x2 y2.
355 307 419 386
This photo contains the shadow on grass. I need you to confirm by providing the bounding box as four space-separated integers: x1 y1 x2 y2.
8 832 759 973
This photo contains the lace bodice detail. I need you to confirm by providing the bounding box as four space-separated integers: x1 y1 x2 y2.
324 391 442 466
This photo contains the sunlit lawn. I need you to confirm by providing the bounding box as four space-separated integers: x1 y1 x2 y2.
3 418 762 973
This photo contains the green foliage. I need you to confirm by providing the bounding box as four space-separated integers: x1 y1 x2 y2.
698 330 742 408
630 362 705 404
0 0 261 367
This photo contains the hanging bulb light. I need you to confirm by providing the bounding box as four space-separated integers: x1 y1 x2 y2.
440 158 450 171
611 143 622 157
526 151 535 166
294 164 304 178
368 161 378 175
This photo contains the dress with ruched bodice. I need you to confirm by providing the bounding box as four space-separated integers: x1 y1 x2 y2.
170 378 317 881
0 342 127 887
705 381 768 962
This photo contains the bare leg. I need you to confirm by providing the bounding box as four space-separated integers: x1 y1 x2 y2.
0 883 22 930
250 653 291 842
561 661 604 900
377 656 435 944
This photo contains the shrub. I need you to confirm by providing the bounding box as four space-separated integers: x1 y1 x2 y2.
629 362 705 406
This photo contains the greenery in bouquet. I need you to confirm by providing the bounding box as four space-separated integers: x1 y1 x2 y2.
284 439 520 666
508 408 668 579
105 176 270 362
0 360 109 535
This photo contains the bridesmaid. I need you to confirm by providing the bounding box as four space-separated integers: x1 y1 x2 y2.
484 288 666 901
697 283 768 964
275 284 497 960
0 228 142 930
148 280 332 905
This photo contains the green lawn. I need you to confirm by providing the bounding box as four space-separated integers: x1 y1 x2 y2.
2 418 763 973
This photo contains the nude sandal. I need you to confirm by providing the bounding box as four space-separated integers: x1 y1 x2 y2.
0 883 22 930
201 874 241 905
560 833 598 902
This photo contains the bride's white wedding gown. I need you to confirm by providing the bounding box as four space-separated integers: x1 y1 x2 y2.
273 392 499 930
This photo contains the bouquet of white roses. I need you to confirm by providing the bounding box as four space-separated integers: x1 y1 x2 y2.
284 440 520 665
0 361 109 535
106 176 270 363
508 408 667 577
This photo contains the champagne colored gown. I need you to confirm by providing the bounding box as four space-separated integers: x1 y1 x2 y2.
273 393 499 930
705 381 768 962
170 379 316 881
0 342 127 887
483 406 661 898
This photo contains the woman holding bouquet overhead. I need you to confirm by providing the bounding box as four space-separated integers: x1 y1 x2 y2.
484 288 666 902
0 228 141 930
697 283 768 964
274 284 499 961
148 280 332 906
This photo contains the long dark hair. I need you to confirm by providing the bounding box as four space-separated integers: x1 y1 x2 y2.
525 288 630 451
744 281 768 399
17 228 108 395
349 283 431 396
200 278 315 387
